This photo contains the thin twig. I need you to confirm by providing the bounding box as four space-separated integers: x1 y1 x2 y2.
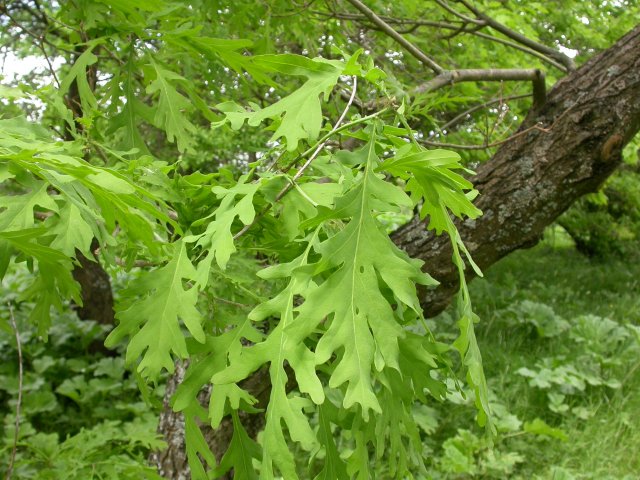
345 0 444 74
420 124 550 150
434 93 531 135
2 9 62 87
233 76 360 240
5 303 23 480
288 76 358 186
311 9 466 30
268 0 317 17
279 106 387 173
433 0 485 25
456 0 575 71
471 31 567 72
312 10 566 72
212 296 252 309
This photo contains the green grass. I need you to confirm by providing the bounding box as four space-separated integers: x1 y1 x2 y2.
460 242 640 478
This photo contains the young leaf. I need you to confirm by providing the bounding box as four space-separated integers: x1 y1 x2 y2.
380 148 482 234
146 60 197 152
314 402 349 480
212 411 262 480
185 174 260 282
105 240 204 381
216 55 344 151
0 182 58 231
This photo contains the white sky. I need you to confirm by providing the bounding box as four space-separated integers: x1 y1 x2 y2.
1 51 65 82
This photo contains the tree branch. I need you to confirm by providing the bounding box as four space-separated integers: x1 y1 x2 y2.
415 68 546 109
393 24 640 316
433 0 484 25
345 0 444 74
455 0 576 71
314 9 566 71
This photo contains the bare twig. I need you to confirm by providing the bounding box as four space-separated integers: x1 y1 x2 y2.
5 303 23 480
311 10 466 30
268 0 318 17
312 10 566 71
345 0 444 74
212 296 251 309
434 93 531 135
288 76 358 186
433 0 485 25
471 31 567 72
420 123 550 150
1 8 62 87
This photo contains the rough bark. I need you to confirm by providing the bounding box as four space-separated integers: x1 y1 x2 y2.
149 362 189 480
151 26 640 479
392 24 640 316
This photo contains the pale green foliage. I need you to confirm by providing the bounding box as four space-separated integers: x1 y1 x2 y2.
185 175 260 278
0 4 491 478
105 241 204 381
146 61 198 152
217 55 344 151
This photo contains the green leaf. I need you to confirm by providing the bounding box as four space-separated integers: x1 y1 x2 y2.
183 404 218 479
0 182 58 231
216 55 344 151
108 49 151 154
212 134 438 478
304 138 434 418
105 241 204 381
185 175 260 280
313 402 349 480
381 148 482 234
524 418 569 441
280 181 342 240
59 45 99 115
213 247 321 479
146 60 197 152
213 411 262 480
1 229 81 337
48 202 95 257
0 84 25 99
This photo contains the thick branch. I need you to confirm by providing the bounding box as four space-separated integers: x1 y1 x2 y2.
393 24 640 316
415 68 546 109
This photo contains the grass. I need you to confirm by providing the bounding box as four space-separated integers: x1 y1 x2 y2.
458 240 640 478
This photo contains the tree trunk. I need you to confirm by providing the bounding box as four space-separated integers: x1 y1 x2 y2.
117 26 640 479
393 24 640 316
150 364 278 480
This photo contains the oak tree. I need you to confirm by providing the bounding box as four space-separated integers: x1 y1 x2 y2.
1 1 639 478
